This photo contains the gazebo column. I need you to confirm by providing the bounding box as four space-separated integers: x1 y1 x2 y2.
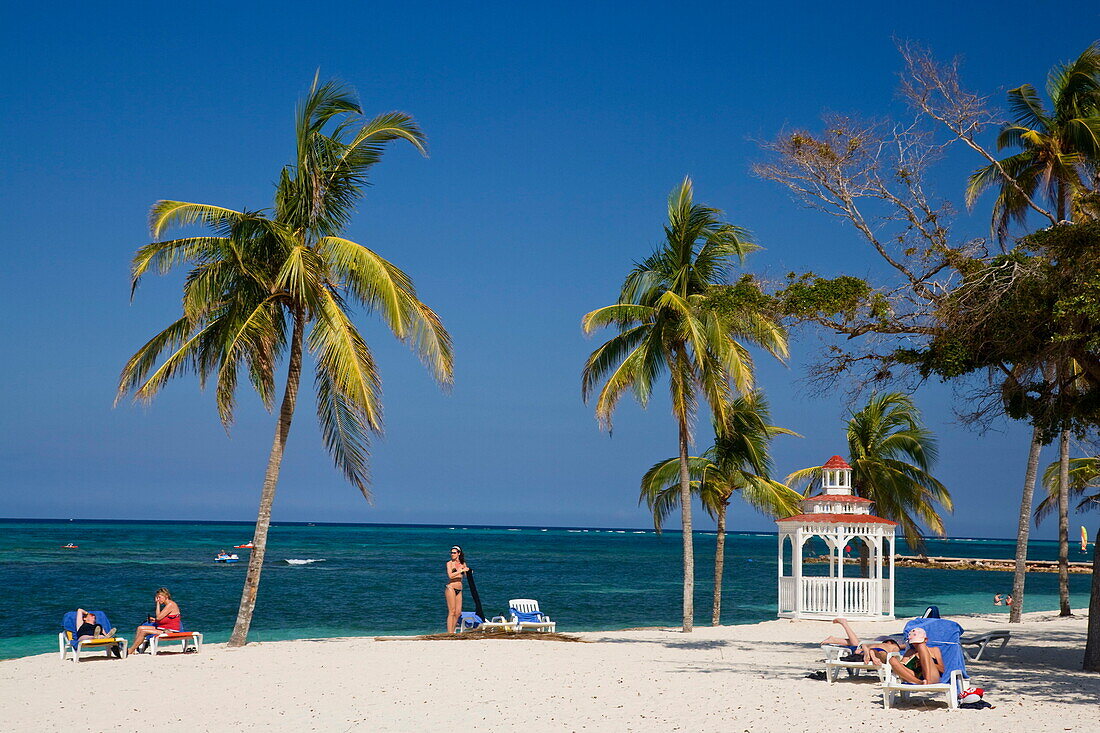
777 531 788 614
793 527 803 618
836 530 845 616
888 534 896 617
871 534 881 615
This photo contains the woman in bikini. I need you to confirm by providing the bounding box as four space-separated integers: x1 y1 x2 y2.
444 546 469 633
863 627 945 684
130 587 182 654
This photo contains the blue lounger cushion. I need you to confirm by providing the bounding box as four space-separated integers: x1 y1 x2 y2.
512 610 545 624
900 616 969 690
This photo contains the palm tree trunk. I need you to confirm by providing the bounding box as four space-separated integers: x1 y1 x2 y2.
678 419 694 632
712 501 727 626
1010 425 1043 623
228 306 305 647
1083 523 1100 671
1058 429 1072 616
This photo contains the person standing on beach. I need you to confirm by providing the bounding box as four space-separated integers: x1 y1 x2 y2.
445 546 469 632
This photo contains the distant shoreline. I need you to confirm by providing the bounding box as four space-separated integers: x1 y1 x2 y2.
0 517 1036 543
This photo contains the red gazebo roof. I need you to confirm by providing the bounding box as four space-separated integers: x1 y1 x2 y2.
804 494 873 503
777 513 897 526
822 455 852 470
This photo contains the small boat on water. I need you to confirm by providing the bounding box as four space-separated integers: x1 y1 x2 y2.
233 542 254 549
62 543 78 549
214 552 240 563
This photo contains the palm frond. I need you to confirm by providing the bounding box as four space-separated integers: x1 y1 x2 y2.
785 465 822 493
1006 84 1051 130
315 364 373 499
308 287 383 431
581 325 651 401
130 237 229 295
148 201 247 240
590 327 665 429
116 318 215 404
581 304 655 332
211 296 283 426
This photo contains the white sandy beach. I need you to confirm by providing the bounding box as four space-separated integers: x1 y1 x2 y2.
2 609 1096 732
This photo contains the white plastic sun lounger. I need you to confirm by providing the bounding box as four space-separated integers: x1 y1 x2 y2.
821 645 886 683
508 598 556 632
879 651 965 709
960 631 1010 661
456 612 518 633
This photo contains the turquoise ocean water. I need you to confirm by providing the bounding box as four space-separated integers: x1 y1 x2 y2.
1 520 1093 660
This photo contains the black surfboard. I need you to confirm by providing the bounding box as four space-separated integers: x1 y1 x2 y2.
465 568 486 621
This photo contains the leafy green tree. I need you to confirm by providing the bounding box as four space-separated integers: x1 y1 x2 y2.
582 177 787 631
640 392 800 625
117 78 452 646
753 42 1100 663
787 393 952 564
966 43 1100 619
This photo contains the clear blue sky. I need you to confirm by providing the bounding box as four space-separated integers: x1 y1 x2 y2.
1 1 1097 538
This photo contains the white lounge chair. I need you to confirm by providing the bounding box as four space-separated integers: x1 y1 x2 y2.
879 651 965 709
456 612 518 633
821 645 886 683
149 630 203 655
960 631 1010 661
59 611 127 663
508 599 556 632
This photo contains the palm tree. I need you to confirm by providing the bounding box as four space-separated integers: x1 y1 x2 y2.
1037 456 1100 520
640 392 801 625
582 177 787 631
966 45 1100 621
967 42 1100 236
787 393 952 571
1042 461 1100 668
117 77 453 646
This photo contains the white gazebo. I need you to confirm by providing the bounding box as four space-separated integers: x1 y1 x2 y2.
776 455 897 620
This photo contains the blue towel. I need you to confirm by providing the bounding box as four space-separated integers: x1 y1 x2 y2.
511 609 544 624
458 611 483 629
901 616 968 691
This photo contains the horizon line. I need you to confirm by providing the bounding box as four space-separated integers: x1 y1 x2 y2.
0 516 1033 542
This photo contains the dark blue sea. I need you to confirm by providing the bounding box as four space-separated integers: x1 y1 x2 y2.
1 519 1093 660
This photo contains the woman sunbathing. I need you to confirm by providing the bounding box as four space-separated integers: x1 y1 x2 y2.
819 617 906 663
819 617 863 647
864 627 945 684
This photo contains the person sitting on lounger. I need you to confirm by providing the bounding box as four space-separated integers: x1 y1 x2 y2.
864 627 945 684
74 608 122 658
130 587 182 655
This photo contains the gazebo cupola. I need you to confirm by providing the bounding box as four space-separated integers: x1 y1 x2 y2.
776 455 897 620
